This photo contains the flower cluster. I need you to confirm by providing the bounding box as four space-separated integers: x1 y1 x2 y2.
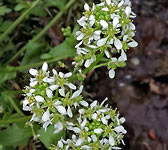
74 0 138 78
53 98 126 150
23 62 86 132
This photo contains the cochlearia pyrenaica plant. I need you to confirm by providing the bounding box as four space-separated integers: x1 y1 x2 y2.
23 0 137 149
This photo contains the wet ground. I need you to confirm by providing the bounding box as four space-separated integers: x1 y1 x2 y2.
86 0 168 149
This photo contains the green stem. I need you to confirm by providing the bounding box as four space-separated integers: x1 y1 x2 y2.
0 0 41 42
93 62 108 70
0 116 31 124
6 0 75 64
13 56 66 71
8 96 25 116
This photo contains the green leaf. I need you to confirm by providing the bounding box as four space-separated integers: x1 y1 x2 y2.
21 41 44 66
0 6 12 16
38 125 65 148
44 0 67 10
31 5 47 17
0 124 32 146
0 66 16 84
0 20 13 32
41 36 77 60
14 3 29 11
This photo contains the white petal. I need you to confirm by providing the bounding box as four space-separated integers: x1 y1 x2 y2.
42 62 48 73
67 83 76 90
84 3 89 11
52 69 58 76
64 72 72 78
94 128 103 134
106 0 111 5
67 105 73 118
114 39 123 49
125 6 131 16
105 50 110 58
120 117 126 123
81 118 87 128
101 117 108 125
97 38 107 47
109 69 115 79
90 101 97 109
46 89 53 98
80 101 89 107
101 97 108 106
30 81 38 87
118 50 127 62
73 127 81 133
76 138 82 146
70 85 83 99
114 125 126 133
100 20 109 29
109 135 115 146
49 85 59 91
123 35 128 41
84 59 93 68
58 140 63 148
79 109 86 114
118 0 124 7
113 17 119 28
77 33 84 41
102 7 109 11
54 121 63 134
91 135 97 142
56 106 66 115
42 110 50 122
54 100 62 106
128 41 138 47
35 96 45 102
29 69 38 76
75 41 83 48
130 23 136 30
92 113 97 120
59 89 65 97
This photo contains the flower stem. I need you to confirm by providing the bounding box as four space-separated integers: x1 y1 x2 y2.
6 0 75 64
8 96 25 116
0 116 31 124
0 0 41 42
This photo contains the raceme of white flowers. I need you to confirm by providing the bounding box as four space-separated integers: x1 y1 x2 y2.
74 0 138 79
23 62 85 132
52 98 126 150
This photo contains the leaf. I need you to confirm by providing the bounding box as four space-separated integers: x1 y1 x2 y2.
14 3 29 11
0 124 32 146
0 20 13 32
21 41 44 66
44 0 67 10
38 125 66 148
0 92 13 112
0 66 16 84
41 36 77 60
0 6 12 16
31 5 47 17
